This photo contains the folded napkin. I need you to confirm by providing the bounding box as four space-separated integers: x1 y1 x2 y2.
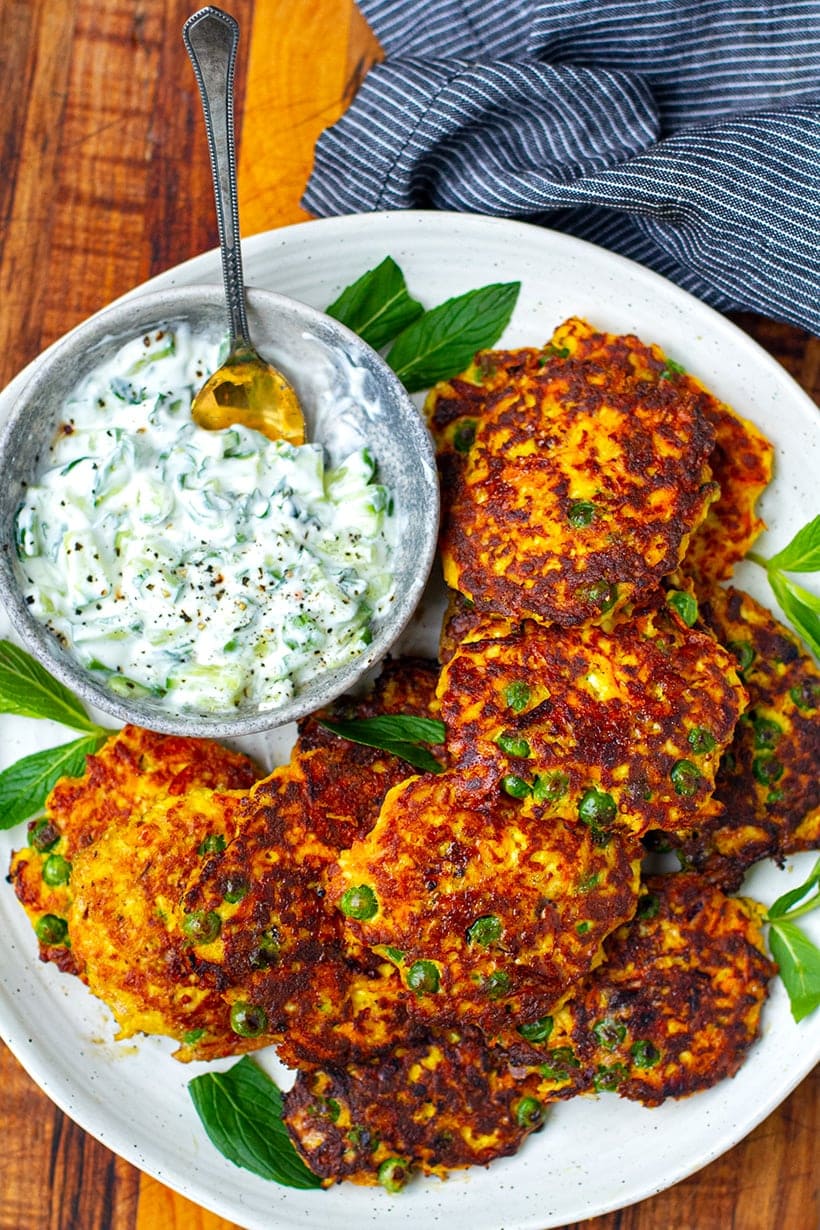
304 0 820 333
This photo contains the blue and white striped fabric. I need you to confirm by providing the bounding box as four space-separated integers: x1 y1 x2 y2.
303 1 820 333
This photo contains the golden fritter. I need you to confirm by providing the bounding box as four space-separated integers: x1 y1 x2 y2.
670 584 820 889
67 785 257 1061
9 726 259 975
546 317 773 581
435 322 718 626
512 874 773 1106
283 1027 544 1186
437 603 747 838
182 762 419 1070
330 769 641 1034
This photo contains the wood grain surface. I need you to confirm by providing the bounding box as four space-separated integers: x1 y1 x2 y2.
0 2 817 1228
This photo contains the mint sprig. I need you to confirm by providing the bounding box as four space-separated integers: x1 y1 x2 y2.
188 1056 322 1189
318 713 446 774
0 639 112 828
326 256 424 349
326 259 520 393
0 733 109 830
765 855 820 1022
386 282 520 392
0 639 100 731
749 515 820 657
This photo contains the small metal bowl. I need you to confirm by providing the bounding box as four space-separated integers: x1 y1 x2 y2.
0 285 439 737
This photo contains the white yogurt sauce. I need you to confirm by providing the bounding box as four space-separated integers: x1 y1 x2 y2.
15 324 395 713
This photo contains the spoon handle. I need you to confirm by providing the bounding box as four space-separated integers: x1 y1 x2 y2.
183 6 250 349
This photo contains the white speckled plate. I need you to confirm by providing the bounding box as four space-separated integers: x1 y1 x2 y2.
1 212 818 1230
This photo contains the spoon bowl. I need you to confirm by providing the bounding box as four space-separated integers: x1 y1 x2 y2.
191 340 306 445
183 6 307 444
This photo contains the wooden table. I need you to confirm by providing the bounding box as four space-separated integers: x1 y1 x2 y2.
0 2 817 1227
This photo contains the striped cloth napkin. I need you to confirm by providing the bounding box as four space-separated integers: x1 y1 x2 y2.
303 0 820 333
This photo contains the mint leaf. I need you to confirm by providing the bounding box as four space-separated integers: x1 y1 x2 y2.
319 714 446 774
766 856 820 921
0 640 100 732
765 515 820 573
188 1056 322 1189
768 572 820 658
768 919 820 1022
387 282 520 393
0 733 108 830
326 256 423 350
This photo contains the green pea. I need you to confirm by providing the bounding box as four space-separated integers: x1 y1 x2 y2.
538 1047 580 1082
182 910 221 943
592 1018 626 1051
482 969 511 999
659 358 686 380
667 589 698 626
29 819 60 853
495 731 531 758
35 914 68 945
517 1015 553 1044
752 754 784 785
42 854 72 886
503 680 531 712
630 1040 661 1069
727 640 755 673
453 420 477 453
670 759 703 797
249 926 281 969
636 892 660 919
378 1157 409 1193
223 875 250 904
687 726 717 754
198 833 226 855
540 343 570 361
567 500 596 528
515 1096 546 1128
593 1062 627 1092
790 682 819 711
229 1001 268 1038
753 716 782 750
532 771 569 804
339 884 378 921
575 921 591 935
501 774 532 799
406 960 440 995
466 915 503 946
577 788 617 827
577 579 618 613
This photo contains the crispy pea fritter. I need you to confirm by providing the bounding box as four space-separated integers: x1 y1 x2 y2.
668 584 820 889
437 603 747 838
545 317 773 582
283 1027 543 1186
511 874 773 1107
9 726 259 975
67 785 257 1060
330 769 641 1034
183 761 418 1070
432 320 718 626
